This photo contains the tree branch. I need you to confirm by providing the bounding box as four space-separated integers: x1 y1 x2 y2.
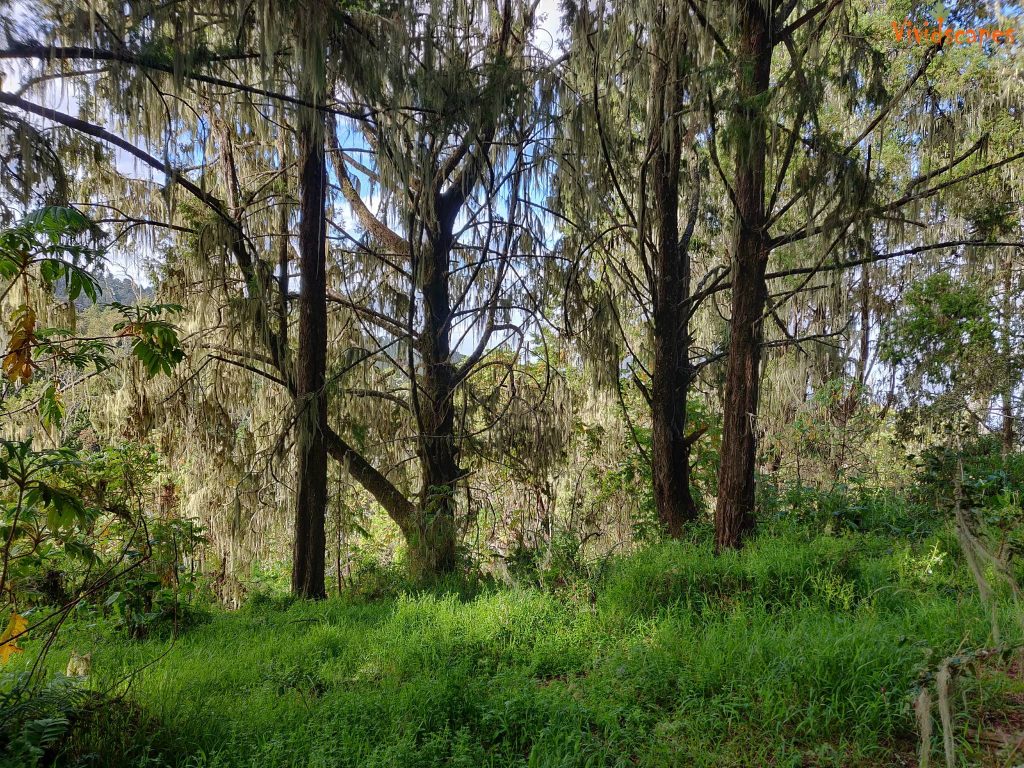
0 42 370 119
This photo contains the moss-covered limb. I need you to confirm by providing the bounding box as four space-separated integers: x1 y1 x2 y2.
0 43 370 119
0 91 228 220
323 426 416 531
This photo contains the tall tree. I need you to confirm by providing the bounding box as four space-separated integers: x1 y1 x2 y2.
326 0 558 575
713 0 771 551
291 1 330 598
0 0 425 580
696 0 1024 548
559 0 714 535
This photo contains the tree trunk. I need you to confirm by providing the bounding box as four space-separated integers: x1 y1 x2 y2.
840 267 871 424
651 353 697 535
291 108 329 599
649 13 698 536
410 203 461 578
1001 250 1015 457
857 268 871 387
715 0 772 552
1002 392 1014 457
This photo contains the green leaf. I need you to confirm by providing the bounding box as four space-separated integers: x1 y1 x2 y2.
38 383 64 429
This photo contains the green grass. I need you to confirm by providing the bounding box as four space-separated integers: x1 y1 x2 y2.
16 528 1024 767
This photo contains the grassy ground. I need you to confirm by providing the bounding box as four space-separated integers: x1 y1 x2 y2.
16 527 1024 767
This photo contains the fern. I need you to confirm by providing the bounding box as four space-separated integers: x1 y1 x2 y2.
0 675 92 767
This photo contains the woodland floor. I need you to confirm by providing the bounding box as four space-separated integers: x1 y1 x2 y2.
20 527 1024 768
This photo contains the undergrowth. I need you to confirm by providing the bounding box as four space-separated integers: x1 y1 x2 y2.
4 524 1020 767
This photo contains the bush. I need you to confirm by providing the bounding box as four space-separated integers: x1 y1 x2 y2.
913 435 1024 508
760 480 942 537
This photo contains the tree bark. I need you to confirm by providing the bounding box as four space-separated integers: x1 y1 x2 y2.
291 108 329 599
651 344 697 535
1002 392 1014 457
409 200 461 578
648 11 698 536
715 0 772 552
1001 250 1015 457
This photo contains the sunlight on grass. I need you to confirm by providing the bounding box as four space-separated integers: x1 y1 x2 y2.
22 528 1019 768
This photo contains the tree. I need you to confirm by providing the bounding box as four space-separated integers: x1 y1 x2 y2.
325 0 558 575
694 0 1024 548
0 0 406 588
712 0 772 551
290 2 331 598
0 0 562 581
559 0 715 536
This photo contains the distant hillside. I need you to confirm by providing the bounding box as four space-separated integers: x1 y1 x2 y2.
54 270 154 310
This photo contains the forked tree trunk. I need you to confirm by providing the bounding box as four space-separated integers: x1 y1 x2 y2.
715 0 772 552
649 13 698 535
291 109 329 599
410 203 461 578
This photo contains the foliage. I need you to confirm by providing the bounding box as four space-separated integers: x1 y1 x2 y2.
1 208 184 429
0 207 199 768
0 0 1024 763
0 675 90 768
0 207 102 303
913 435 1024 508
101 515 210 640
881 272 1000 407
0 673 170 768
109 303 186 379
0 438 210 636
759 481 943 538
